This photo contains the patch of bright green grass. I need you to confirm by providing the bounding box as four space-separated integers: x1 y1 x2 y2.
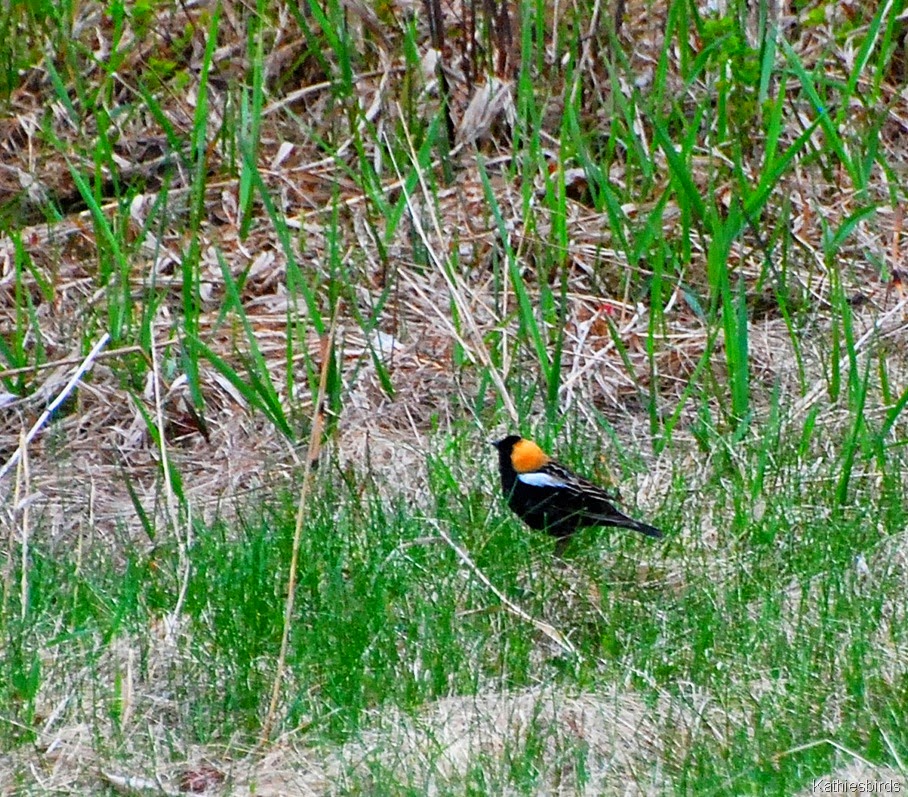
3 415 908 792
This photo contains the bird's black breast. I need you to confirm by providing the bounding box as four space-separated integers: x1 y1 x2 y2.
496 445 518 493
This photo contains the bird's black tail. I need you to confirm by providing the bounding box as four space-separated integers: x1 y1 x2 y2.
594 511 664 539
628 519 663 539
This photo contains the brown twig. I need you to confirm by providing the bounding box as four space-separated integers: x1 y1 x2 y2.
0 341 167 382
261 313 337 743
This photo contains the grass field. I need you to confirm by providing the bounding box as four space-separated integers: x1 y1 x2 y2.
2 0 908 793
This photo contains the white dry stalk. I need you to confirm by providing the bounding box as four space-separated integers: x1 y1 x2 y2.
433 522 577 657
150 325 181 540
148 326 192 643
568 0 603 110
15 429 29 621
0 332 111 484
385 120 519 423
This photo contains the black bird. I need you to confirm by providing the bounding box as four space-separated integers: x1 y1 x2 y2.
493 435 663 541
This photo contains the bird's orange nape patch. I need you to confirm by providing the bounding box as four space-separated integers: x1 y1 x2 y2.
510 438 550 473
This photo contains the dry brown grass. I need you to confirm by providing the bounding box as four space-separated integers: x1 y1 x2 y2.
3 0 908 529
10 666 700 795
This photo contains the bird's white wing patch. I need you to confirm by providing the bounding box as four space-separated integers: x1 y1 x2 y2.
518 471 568 488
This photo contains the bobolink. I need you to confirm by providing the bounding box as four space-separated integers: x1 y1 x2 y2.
493 435 663 541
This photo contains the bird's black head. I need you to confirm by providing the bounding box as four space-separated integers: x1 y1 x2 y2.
492 435 523 490
492 435 523 454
